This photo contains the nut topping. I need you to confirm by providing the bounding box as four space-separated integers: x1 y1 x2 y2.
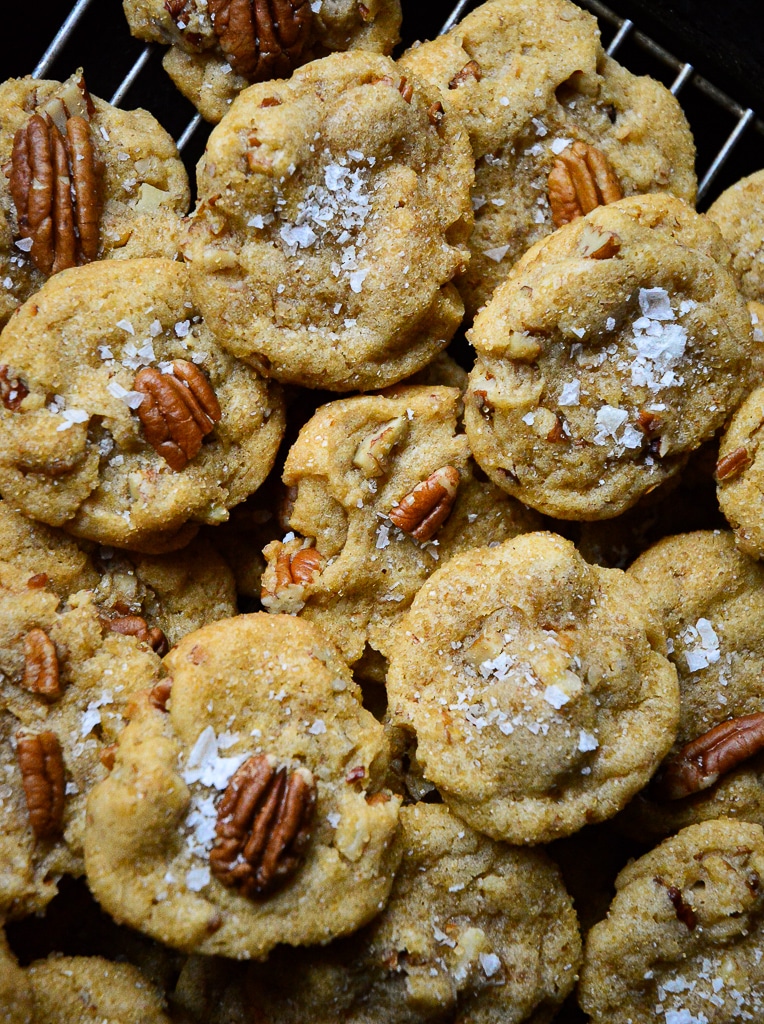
654 713 764 801
207 0 313 83
0 365 28 411
428 101 445 128
210 754 316 898
9 110 103 276
16 731 66 840
655 877 697 930
353 415 409 478
547 141 623 228
271 545 324 594
38 72 95 135
448 60 482 89
715 446 751 482
578 224 622 260
149 678 173 712
134 359 221 472
107 615 169 656
388 465 460 542
22 629 61 702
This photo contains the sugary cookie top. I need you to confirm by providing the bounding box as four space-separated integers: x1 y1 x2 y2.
184 51 474 391
387 531 679 843
400 0 696 317
84 613 401 958
0 501 98 597
0 581 163 918
623 530 764 837
716 380 764 559
125 0 402 123
707 169 764 304
0 928 32 1024
465 194 755 519
580 818 764 1023
260 385 540 666
0 74 190 328
0 258 284 552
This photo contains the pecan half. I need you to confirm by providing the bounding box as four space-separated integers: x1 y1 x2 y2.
655 713 764 801
134 360 221 472
9 111 103 276
547 141 623 228
107 615 169 656
273 546 323 591
0 365 28 411
388 466 460 542
448 60 482 89
22 629 61 702
715 446 751 482
207 0 312 83
210 755 316 898
16 731 65 840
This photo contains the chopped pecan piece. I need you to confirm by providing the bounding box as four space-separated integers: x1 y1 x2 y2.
547 141 623 228
388 466 460 542
107 615 169 656
149 678 173 711
715 446 751 482
655 713 764 800
22 629 61 702
38 72 95 134
448 60 482 89
353 415 409 478
165 0 190 17
428 101 445 128
16 731 66 840
210 754 316 897
134 360 221 471
9 110 103 276
0 365 28 411
655 876 697 930
578 224 621 259
207 0 313 83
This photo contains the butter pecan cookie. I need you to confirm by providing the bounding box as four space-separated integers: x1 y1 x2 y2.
707 169 764 303
184 52 474 392
0 501 98 597
387 532 679 844
465 194 755 520
84 613 401 957
0 72 190 329
0 580 163 919
25 956 171 1024
124 0 402 124
620 530 764 838
579 818 764 1023
173 803 581 1024
400 0 696 320
0 927 32 1024
260 385 540 667
715 378 764 558
0 258 285 553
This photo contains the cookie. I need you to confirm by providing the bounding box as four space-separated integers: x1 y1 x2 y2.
621 530 764 838
0 581 163 919
259 385 540 667
0 927 32 1024
184 52 474 392
715 376 764 558
174 802 581 1024
386 531 679 844
0 258 285 552
579 817 764 1023
0 501 98 597
465 194 756 520
707 169 764 303
0 72 190 329
84 613 401 958
124 0 402 124
400 0 696 319
26 956 171 1024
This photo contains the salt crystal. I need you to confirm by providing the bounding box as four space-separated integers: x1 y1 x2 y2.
558 380 580 406
376 522 391 549
308 719 326 735
638 287 674 321
116 318 135 334
349 268 369 293
484 245 510 263
550 138 572 154
479 953 502 977
543 685 570 709
578 729 598 752
185 866 210 892
107 381 145 409
175 320 191 338
15 237 33 252
56 408 88 431
327 811 341 828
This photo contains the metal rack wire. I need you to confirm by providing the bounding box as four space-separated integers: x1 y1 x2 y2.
29 0 764 204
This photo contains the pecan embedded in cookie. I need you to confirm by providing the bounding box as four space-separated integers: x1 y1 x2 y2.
207 0 313 82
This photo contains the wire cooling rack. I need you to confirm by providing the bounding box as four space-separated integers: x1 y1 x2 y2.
24 0 764 205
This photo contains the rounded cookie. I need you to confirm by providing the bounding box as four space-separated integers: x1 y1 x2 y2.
84 613 401 958
0 72 190 329
0 501 98 597
400 0 696 319
579 818 764 1023
622 530 764 838
0 258 285 552
184 52 474 391
387 532 679 844
259 385 540 666
0 927 32 1024
715 379 764 558
706 169 764 303
124 0 402 124
0 580 163 919
465 194 756 520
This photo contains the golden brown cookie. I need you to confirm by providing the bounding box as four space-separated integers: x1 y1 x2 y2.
707 169 764 303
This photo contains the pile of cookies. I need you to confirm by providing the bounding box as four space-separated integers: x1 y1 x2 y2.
2 0 764 1020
